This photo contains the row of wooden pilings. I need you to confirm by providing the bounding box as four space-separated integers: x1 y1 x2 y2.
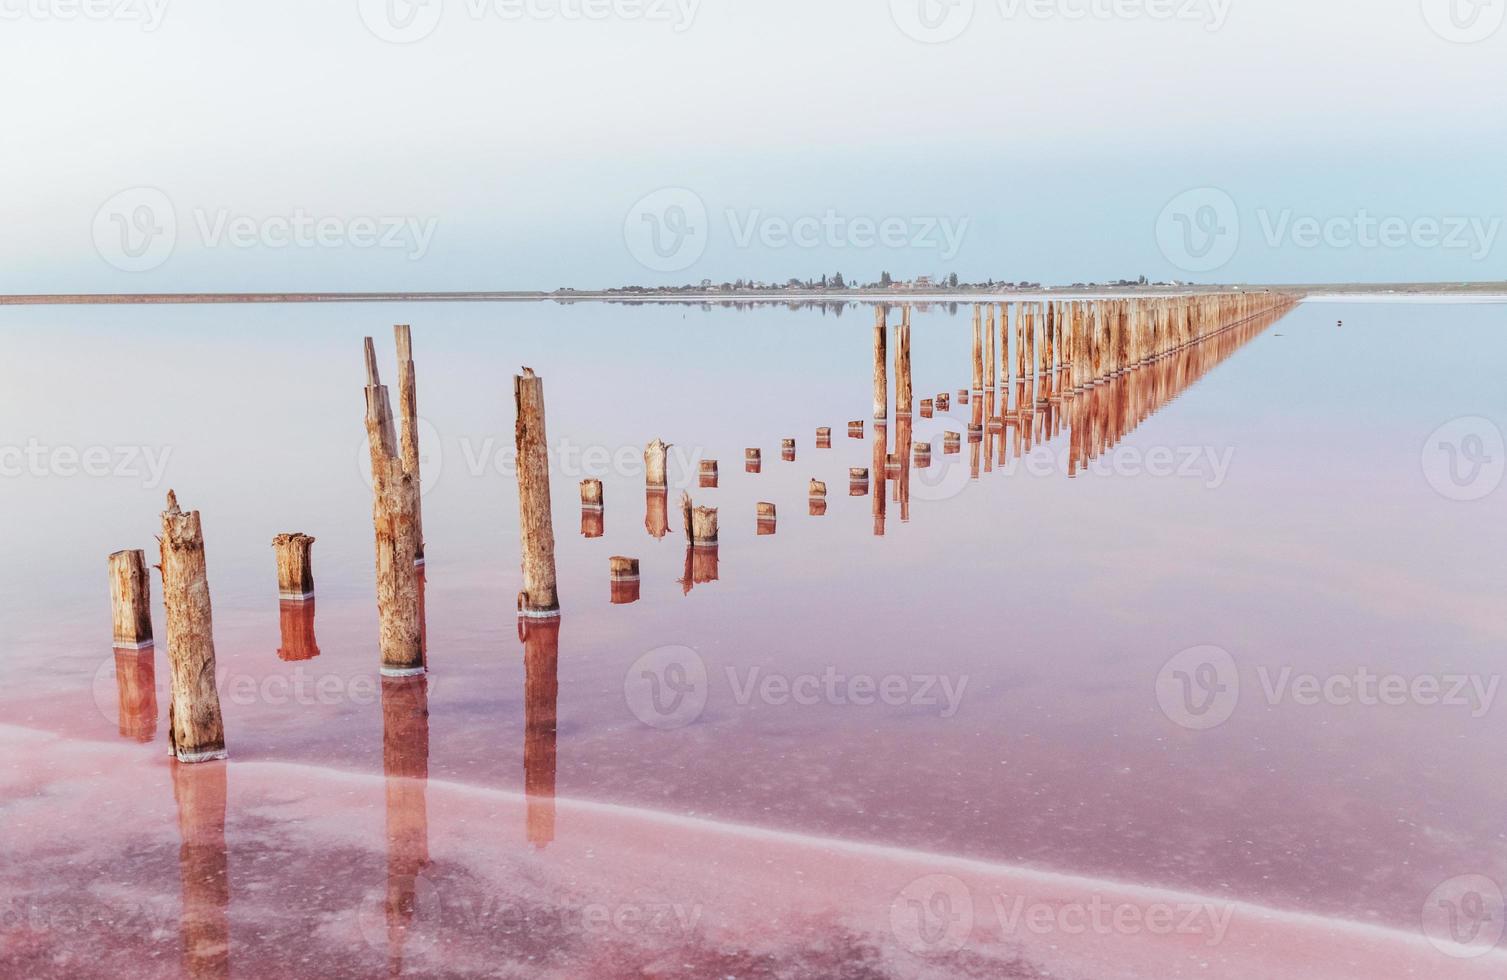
108 293 1296 764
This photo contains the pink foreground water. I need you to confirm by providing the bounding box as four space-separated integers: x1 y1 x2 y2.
1 298 1505 978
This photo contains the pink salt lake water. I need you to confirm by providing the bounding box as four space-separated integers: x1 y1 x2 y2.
1 298 1504 978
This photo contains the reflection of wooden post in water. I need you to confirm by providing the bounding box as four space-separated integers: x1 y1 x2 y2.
381 672 431 970
896 307 913 418
699 459 718 488
756 502 777 535
160 493 227 763
913 440 932 469
849 468 869 496
109 549 153 649
894 414 912 523
610 556 640 603
645 438 670 490
645 489 669 540
580 479 604 538
873 307 888 421
365 340 423 677
745 448 761 473
394 325 425 565
272 533 315 600
515 369 560 620
518 620 557 849
943 431 961 454
958 387 969 405
114 648 157 741
872 422 888 536
276 599 320 662
172 760 230 980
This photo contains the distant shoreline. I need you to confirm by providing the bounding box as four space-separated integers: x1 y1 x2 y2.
3 282 1506 307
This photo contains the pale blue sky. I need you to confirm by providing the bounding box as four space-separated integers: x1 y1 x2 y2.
1 0 1503 292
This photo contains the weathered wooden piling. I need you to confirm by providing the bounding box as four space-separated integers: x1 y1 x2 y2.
920 398 934 418
580 479 603 511
971 305 984 394
645 438 670 490
936 393 950 412
756 501 777 535
160 491 227 764
999 303 1010 385
816 427 832 449
943 431 961 454
393 325 425 565
681 492 719 547
873 307 888 421
745 448 762 472
958 388 970 405
848 420 864 438
896 307 913 417
365 340 423 677
913 441 932 468
782 438 796 462
809 479 828 500
109 549 153 649
515 368 559 620
610 556 641 604
699 459 719 487
271 533 315 601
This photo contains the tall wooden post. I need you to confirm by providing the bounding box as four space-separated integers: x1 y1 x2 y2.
971 305 984 393
896 306 913 418
394 325 425 565
160 492 227 764
366 342 423 676
514 368 559 619
873 307 888 421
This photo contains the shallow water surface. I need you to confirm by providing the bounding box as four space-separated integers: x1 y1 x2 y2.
1 298 1504 978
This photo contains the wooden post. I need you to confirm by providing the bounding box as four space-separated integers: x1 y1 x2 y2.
782 438 796 462
896 306 913 417
849 468 869 496
936 393 950 412
610 556 640 604
943 432 961 454
809 479 827 500
756 501 777 535
515 369 559 620
681 492 718 546
160 491 227 764
271 533 315 601
580 479 603 511
873 307 888 421
848 420 864 438
393 325 425 565
913 441 932 468
816 426 832 448
699 459 719 488
985 304 996 389
109 549 153 649
999 303 1010 386
366 341 423 677
920 398 934 419
746 448 762 472
580 479 604 538
958 387 970 405
972 305 984 393
644 438 670 490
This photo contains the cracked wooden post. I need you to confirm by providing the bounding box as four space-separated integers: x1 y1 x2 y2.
972 304 984 394
610 556 641 604
366 342 423 677
394 324 425 565
580 479 604 538
109 549 153 650
160 491 227 764
999 303 1010 386
645 438 670 490
873 307 888 421
515 368 560 621
681 491 719 546
896 306 913 418
757 501 777 535
985 304 996 391
272 533 315 601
